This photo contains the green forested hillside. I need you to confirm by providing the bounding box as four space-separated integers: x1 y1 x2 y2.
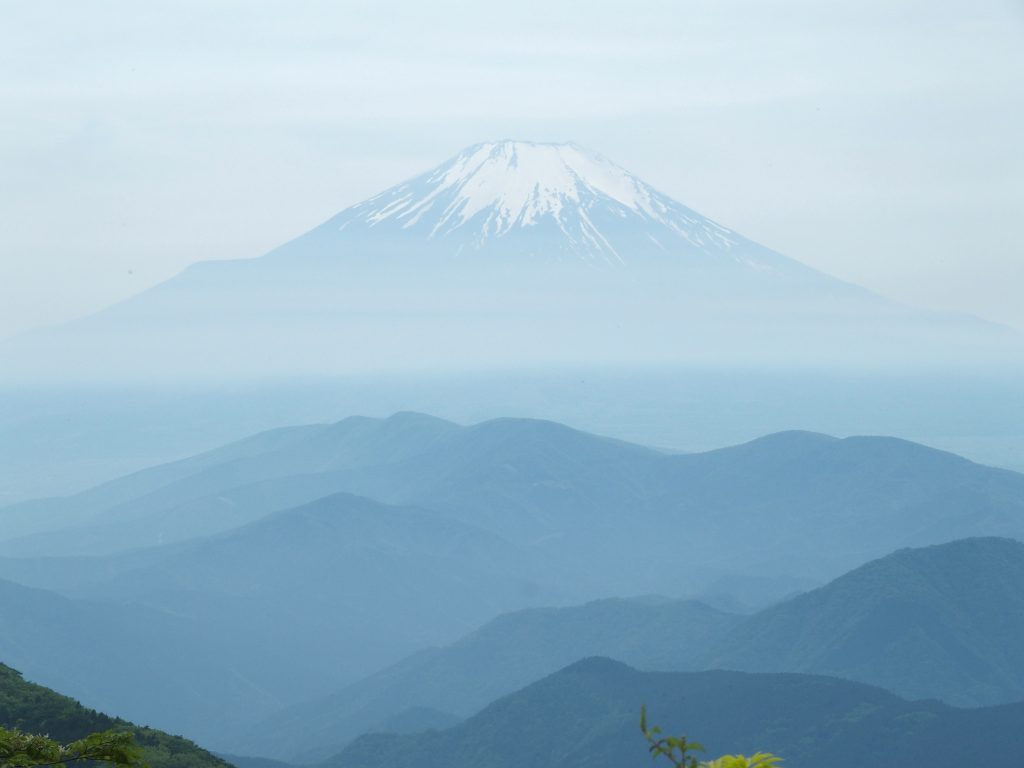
323 658 1024 768
0 663 231 768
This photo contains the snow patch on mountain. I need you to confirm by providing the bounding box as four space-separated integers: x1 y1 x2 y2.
327 140 762 267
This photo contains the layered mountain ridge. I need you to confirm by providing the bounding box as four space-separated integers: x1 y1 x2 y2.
3 413 1024 751
237 537 1024 762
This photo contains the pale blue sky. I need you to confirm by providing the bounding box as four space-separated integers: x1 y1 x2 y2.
2 0 1022 337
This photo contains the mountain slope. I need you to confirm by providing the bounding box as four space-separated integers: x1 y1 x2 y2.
305 141 824 274
0 412 459 551
0 663 231 768
5 140 1011 381
322 658 1024 768
235 598 739 761
85 491 580 642
711 537 1024 705
240 423 1024 595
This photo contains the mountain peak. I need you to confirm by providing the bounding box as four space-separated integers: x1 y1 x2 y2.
411 140 660 228
322 139 764 267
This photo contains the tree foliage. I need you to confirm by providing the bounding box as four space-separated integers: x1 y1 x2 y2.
702 756 781 768
0 665 227 768
641 706 781 768
0 727 143 768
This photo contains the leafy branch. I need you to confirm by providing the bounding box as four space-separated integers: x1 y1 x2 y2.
641 705 704 768
0 728 144 768
640 707 782 768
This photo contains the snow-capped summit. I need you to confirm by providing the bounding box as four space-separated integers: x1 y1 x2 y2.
402 141 659 229
306 140 792 271
357 141 674 241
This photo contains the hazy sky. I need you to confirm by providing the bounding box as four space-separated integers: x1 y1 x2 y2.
2 0 1023 339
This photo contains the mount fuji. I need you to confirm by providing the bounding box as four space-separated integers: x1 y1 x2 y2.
262 140 852 290
306 141 803 270
2 140 1014 380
